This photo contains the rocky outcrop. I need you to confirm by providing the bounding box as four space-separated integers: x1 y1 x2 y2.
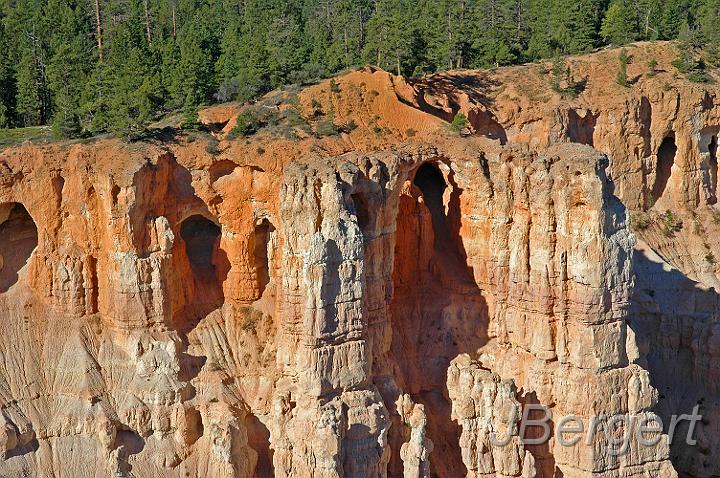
0 41 717 477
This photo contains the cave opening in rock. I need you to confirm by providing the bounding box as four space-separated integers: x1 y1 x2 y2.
180 215 222 272
710 135 718 204
567 108 597 146
651 135 677 203
178 215 226 329
384 161 488 478
351 193 370 230
254 218 275 298
247 414 274 478
0 203 38 293
413 162 448 246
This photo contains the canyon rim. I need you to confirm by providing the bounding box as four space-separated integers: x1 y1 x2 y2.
1 41 720 477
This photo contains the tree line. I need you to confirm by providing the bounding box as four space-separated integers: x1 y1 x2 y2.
0 0 718 140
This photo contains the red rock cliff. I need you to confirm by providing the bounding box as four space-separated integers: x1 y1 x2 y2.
0 41 716 478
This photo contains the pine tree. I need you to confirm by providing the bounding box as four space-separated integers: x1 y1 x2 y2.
46 0 94 137
364 0 417 75
600 0 638 45
15 49 43 126
658 0 691 39
422 0 474 70
635 0 662 40
0 22 16 128
564 0 601 54
266 13 307 87
79 61 114 135
526 0 554 58
471 0 519 67
699 0 720 64
107 46 162 140
47 42 86 138
527 0 601 57
6 0 51 126
303 0 372 72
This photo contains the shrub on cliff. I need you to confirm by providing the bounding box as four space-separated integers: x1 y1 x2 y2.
228 108 273 139
672 22 713 83
616 49 631 87
450 112 470 134
661 210 683 237
646 59 658 78
630 212 653 231
315 117 341 136
550 57 582 98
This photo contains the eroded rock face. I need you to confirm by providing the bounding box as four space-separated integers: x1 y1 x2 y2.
0 42 717 477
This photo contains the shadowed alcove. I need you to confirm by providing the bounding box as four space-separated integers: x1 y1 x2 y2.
651 135 677 203
709 134 718 204
386 161 488 478
177 214 227 331
0 203 38 293
253 218 275 298
413 162 448 244
180 215 221 272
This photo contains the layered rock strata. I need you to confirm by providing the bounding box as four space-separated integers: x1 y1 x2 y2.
0 41 717 477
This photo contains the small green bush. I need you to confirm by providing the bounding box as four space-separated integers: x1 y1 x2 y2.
310 99 324 117
687 70 711 83
330 79 341 93
206 137 221 154
706 252 716 264
630 212 653 231
405 128 417 137
616 49 630 87
228 110 263 139
661 210 683 237
647 59 658 77
316 118 340 137
227 107 280 139
550 56 583 98
450 112 470 134
341 119 357 133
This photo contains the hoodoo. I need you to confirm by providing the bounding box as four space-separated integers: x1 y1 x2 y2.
1 41 720 477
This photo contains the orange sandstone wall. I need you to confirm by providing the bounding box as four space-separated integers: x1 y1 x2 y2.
0 41 718 478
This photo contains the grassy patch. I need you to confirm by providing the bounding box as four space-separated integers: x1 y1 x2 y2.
0 126 53 149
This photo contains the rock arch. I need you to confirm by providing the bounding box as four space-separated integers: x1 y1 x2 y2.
0 203 38 293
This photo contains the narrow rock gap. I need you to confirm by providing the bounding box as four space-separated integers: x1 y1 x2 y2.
351 193 370 230
413 163 448 248
0 203 38 293
709 135 718 204
247 414 274 478
651 135 677 204
253 218 274 298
